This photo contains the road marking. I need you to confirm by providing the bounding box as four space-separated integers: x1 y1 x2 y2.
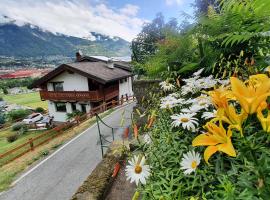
11 102 134 186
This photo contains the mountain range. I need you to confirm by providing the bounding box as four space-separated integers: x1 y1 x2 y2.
0 21 131 58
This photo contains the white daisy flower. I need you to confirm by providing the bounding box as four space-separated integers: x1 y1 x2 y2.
171 113 199 132
202 110 217 120
126 155 150 186
168 92 180 98
143 134 152 144
159 81 175 91
217 79 230 86
180 151 201 175
193 68 204 77
192 95 212 109
160 96 183 109
181 104 204 113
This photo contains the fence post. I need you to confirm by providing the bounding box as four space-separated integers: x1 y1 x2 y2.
29 138 34 151
76 116 80 125
125 94 128 102
121 95 124 105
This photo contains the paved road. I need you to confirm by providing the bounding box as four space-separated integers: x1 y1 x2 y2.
0 102 135 200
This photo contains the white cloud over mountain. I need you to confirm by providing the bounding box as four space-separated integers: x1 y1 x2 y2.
0 0 146 41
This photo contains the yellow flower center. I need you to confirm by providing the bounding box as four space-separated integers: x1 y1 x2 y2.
181 118 189 122
191 161 197 169
200 102 206 106
135 165 142 174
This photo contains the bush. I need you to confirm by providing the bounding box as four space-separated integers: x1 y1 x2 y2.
6 133 18 143
8 109 31 121
18 126 28 135
2 88 8 95
66 110 84 120
12 122 27 131
35 107 45 113
0 96 3 101
0 114 5 125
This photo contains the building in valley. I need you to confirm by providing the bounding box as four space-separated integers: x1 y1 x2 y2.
32 54 133 122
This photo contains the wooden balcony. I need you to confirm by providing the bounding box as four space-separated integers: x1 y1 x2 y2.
40 85 119 102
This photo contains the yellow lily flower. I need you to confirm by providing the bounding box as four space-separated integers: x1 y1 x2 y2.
257 109 270 133
230 76 270 114
208 87 234 109
192 121 236 164
214 105 247 136
249 74 270 87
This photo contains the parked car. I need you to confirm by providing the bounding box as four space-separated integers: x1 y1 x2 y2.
22 113 43 124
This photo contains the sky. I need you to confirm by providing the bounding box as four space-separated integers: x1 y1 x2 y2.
0 0 195 41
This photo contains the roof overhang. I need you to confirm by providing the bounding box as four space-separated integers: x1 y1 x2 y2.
31 64 132 88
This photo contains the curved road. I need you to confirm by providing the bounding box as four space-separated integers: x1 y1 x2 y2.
0 102 135 200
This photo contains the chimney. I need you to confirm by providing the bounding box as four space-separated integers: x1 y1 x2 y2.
107 58 114 69
75 51 82 61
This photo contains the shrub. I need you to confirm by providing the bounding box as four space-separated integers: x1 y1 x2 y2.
18 126 28 135
66 110 84 120
0 96 3 101
12 122 27 131
2 88 8 95
8 109 31 121
40 150 49 157
35 107 45 113
0 114 5 125
6 133 18 143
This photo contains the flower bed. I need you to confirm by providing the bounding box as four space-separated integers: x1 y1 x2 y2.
125 69 270 199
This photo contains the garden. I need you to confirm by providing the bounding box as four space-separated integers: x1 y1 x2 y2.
123 0 270 199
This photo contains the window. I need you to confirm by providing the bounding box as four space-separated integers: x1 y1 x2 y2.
52 82 64 91
55 102 66 112
120 78 127 83
88 79 99 91
81 104 87 113
71 103 77 112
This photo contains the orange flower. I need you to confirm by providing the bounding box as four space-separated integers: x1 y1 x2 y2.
147 117 155 129
112 162 121 178
123 127 129 138
133 124 139 138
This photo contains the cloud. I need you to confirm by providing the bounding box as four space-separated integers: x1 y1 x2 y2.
0 0 145 41
120 4 140 17
165 0 184 6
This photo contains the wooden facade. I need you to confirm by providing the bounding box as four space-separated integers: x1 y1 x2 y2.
40 85 119 102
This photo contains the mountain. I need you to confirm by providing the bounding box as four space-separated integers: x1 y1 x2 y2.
0 23 131 57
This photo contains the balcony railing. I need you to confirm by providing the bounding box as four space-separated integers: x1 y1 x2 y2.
40 85 119 102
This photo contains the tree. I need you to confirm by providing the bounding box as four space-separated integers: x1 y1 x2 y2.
193 0 219 16
132 13 165 64
2 87 8 95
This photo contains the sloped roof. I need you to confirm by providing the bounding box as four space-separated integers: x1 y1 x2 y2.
77 56 132 72
32 61 132 87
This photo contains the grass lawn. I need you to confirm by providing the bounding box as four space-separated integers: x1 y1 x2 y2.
2 92 48 110
0 128 44 155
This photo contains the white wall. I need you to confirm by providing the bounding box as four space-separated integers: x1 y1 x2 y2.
47 71 88 91
48 101 67 122
119 77 133 97
48 101 92 122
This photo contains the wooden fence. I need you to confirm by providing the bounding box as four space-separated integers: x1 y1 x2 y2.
0 95 135 167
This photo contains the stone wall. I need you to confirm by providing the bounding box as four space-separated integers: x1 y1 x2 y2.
133 80 161 106
71 142 125 200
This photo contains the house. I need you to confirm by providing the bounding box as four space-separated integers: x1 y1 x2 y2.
32 54 133 122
